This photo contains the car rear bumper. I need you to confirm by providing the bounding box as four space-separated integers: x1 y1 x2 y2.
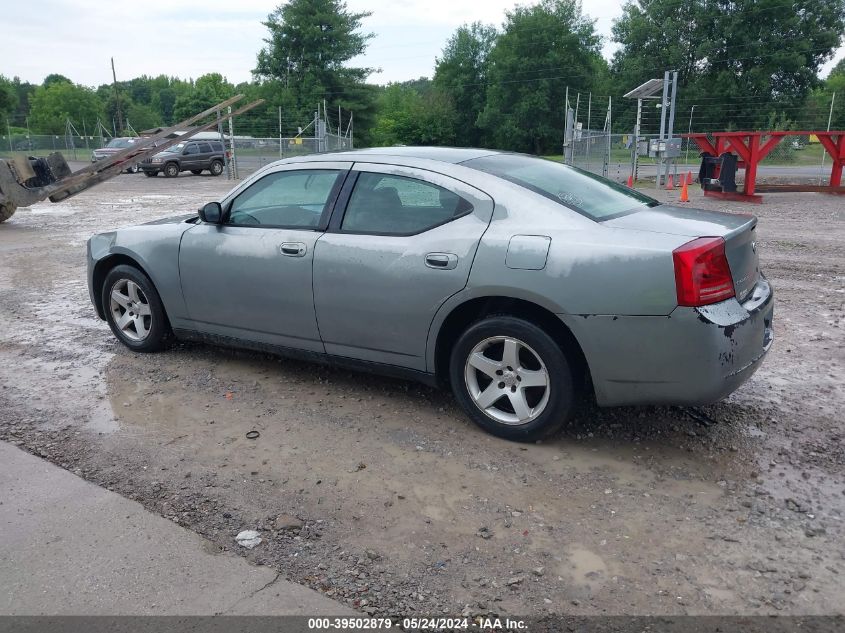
560 278 774 407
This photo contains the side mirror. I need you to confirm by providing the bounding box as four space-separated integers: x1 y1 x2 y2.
199 201 223 224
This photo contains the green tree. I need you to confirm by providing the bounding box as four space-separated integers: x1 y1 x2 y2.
371 82 457 146
254 0 377 142
478 0 607 153
0 75 18 121
434 22 497 147
612 0 845 132
28 80 103 135
172 73 235 122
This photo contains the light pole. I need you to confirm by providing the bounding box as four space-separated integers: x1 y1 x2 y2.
685 105 697 167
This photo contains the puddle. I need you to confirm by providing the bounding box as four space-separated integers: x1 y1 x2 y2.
559 546 609 594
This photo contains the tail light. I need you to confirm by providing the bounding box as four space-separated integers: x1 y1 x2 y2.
673 237 735 306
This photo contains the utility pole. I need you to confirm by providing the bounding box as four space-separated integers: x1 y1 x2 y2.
111 57 125 135
278 106 283 159
6 117 12 153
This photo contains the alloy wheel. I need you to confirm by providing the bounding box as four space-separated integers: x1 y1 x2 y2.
464 336 550 425
109 279 152 341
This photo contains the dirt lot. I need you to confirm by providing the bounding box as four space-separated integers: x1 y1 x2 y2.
0 171 843 619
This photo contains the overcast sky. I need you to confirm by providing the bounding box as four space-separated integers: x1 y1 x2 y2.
2 0 843 88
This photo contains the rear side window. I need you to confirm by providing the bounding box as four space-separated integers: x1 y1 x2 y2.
209 142 223 152
464 154 657 220
342 173 472 235
228 169 343 228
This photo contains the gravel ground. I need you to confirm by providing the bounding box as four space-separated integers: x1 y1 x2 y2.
0 171 843 620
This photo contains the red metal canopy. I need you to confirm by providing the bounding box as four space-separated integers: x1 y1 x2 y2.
684 131 845 202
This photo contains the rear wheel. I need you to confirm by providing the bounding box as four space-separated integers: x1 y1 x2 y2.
209 160 224 176
450 316 574 441
102 265 172 353
164 162 179 178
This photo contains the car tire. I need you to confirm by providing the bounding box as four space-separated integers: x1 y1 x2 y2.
164 162 179 178
209 160 224 176
144 171 158 177
449 316 574 442
126 164 139 174
102 265 172 353
190 169 202 175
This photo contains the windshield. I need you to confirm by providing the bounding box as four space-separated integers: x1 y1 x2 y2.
162 143 185 153
463 154 658 220
106 138 136 148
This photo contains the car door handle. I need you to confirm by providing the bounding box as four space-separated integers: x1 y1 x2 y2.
425 253 458 270
280 242 307 257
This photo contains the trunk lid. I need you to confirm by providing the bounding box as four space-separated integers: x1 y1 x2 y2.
605 205 760 301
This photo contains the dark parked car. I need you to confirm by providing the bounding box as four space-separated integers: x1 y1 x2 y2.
141 140 227 178
91 137 141 173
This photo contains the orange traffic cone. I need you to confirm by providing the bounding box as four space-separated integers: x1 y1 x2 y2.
686 171 694 186
666 173 674 190
626 174 634 188
680 178 690 203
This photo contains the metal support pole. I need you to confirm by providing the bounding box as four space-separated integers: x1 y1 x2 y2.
563 86 569 161
667 71 678 184
632 98 642 182
227 105 238 179
819 92 836 185
279 106 283 159
585 92 592 172
685 105 696 166
6 117 12 153
656 71 670 188
216 110 231 180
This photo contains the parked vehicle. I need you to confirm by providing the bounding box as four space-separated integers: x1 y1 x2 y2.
91 137 141 173
140 140 227 177
87 148 773 441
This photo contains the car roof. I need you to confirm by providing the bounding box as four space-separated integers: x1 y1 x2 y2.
280 146 504 166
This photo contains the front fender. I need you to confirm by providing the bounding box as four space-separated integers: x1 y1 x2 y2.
87 222 194 323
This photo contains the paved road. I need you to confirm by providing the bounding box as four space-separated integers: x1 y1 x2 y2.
0 441 351 616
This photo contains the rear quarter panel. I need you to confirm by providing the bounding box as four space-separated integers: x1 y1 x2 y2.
467 195 691 316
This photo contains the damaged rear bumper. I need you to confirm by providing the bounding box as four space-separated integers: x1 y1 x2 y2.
561 278 774 407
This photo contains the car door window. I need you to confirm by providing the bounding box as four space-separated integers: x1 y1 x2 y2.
228 169 343 228
341 173 472 235
198 142 212 154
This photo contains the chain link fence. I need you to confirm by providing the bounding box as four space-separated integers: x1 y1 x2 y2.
562 132 833 185
0 131 353 177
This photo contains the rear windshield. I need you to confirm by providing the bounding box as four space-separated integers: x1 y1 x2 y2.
463 154 658 220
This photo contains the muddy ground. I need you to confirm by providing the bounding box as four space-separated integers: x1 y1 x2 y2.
0 171 843 619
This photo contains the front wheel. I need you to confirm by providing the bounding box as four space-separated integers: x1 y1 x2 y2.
450 316 574 441
164 162 179 178
102 265 172 353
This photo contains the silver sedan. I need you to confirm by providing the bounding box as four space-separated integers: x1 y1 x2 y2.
87 147 773 441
